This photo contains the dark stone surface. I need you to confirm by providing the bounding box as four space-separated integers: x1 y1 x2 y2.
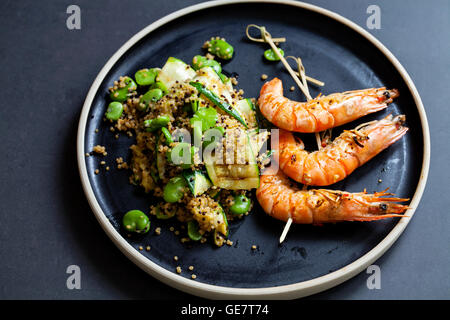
0 0 448 299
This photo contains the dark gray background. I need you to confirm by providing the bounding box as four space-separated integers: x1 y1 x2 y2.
0 0 448 300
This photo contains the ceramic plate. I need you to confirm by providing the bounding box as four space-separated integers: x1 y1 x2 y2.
77 0 430 299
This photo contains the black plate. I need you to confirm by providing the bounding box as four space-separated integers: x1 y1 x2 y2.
83 2 424 290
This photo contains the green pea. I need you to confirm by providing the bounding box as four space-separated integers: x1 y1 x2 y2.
187 220 202 241
135 68 159 86
105 101 123 121
144 115 170 132
166 142 195 169
139 88 164 111
229 194 251 215
163 176 187 203
207 39 234 60
122 210 150 234
110 76 137 102
264 48 284 61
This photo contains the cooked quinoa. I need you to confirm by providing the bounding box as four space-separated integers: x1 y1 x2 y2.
103 54 271 247
92 145 106 155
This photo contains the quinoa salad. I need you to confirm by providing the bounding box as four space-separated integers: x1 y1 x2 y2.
98 38 271 247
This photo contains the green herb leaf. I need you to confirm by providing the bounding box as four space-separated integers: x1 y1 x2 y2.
189 81 248 128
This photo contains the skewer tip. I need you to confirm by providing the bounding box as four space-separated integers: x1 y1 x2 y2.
279 217 293 244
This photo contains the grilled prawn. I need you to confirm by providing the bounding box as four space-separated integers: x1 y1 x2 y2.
258 78 399 133
277 114 408 186
256 169 408 224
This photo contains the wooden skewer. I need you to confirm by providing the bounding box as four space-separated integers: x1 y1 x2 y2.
246 25 324 87
246 24 325 244
277 54 322 244
279 217 293 244
277 48 327 244
246 24 287 43
297 74 325 87
265 38 312 99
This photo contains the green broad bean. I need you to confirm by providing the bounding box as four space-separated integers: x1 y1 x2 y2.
110 76 137 102
190 107 218 131
151 81 168 95
143 115 170 132
207 60 222 74
229 194 251 215
135 68 159 86
187 220 202 241
206 39 234 60
163 176 187 203
264 48 284 61
192 55 208 69
122 210 150 234
139 88 164 111
105 101 123 121
192 55 222 74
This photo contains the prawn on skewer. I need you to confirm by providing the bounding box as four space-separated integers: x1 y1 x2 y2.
258 78 399 133
256 169 409 225
277 114 408 186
